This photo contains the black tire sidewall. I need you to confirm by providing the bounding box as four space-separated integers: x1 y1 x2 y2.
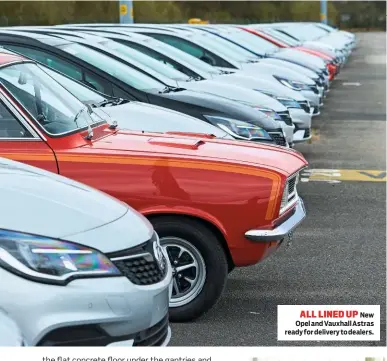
152 217 228 322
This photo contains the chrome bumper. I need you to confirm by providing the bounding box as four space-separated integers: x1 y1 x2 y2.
245 198 306 242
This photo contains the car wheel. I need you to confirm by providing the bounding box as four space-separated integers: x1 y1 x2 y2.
151 216 228 322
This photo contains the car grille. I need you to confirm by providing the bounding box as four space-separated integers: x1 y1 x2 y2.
280 172 299 214
313 105 320 114
107 233 168 286
310 85 319 94
304 128 311 138
268 132 287 147
277 111 293 126
315 78 324 87
298 100 310 113
133 315 169 346
37 316 170 347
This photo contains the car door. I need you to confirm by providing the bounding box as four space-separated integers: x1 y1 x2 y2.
0 92 58 173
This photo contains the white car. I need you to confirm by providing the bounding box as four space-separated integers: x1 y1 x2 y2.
49 26 313 142
0 157 172 346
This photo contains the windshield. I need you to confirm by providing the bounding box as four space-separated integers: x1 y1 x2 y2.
266 28 301 46
136 37 220 76
40 65 106 104
100 39 191 81
0 62 99 135
187 32 259 62
58 42 166 91
90 28 220 76
216 29 279 55
280 25 326 41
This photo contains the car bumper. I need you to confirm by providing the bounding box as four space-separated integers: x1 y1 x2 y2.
244 198 306 242
278 121 294 145
0 268 172 346
288 108 312 129
300 90 320 110
293 127 312 143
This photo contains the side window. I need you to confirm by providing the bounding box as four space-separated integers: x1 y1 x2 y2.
4 45 82 81
5 45 114 98
120 40 197 78
84 72 112 95
112 85 133 100
0 100 33 138
148 34 205 59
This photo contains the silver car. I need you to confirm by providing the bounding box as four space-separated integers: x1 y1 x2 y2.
0 157 172 346
0 310 25 346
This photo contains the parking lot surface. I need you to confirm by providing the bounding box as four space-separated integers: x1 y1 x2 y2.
170 32 386 346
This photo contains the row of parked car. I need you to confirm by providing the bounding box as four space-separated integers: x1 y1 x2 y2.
0 21 356 346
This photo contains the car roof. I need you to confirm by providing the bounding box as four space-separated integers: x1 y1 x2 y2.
19 28 110 43
0 29 72 47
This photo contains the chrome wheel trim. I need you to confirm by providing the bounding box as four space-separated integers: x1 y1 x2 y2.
160 237 206 308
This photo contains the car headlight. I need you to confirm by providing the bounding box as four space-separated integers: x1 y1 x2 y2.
274 76 312 91
255 90 301 109
0 229 121 285
255 106 282 121
203 115 272 141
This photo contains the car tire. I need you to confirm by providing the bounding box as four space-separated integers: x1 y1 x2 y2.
151 216 228 323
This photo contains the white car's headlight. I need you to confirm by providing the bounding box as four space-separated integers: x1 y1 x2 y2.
275 76 312 91
203 115 273 141
255 106 283 121
254 90 302 109
0 229 121 285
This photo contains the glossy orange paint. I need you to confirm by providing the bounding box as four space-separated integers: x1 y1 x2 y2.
0 70 308 267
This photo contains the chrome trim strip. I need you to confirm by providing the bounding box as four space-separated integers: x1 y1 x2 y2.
110 252 151 262
245 198 306 242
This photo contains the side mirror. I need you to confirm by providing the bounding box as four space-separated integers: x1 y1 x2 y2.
0 309 24 346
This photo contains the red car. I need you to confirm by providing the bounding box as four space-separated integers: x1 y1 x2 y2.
240 26 338 80
0 52 307 321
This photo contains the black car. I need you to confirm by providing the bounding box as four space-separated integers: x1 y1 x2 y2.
0 30 287 145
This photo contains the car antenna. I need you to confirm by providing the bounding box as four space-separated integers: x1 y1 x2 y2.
84 125 94 141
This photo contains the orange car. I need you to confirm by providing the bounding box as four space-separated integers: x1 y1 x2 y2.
0 52 308 321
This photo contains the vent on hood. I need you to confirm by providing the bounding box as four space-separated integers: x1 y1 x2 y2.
165 131 216 139
148 137 205 150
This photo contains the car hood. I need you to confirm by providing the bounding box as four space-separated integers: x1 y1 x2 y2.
178 79 287 112
260 57 320 79
241 62 315 85
303 40 337 52
0 157 152 245
148 88 280 129
92 101 231 139
212 73 307 101
88 130 307 176
274 48 326 69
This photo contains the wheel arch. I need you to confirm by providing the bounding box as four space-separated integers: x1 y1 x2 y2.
146 212 235 272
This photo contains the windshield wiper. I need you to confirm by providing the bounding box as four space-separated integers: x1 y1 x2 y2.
73 106 87 126
158 86 185 94
186 76 202 82
246 59 261 63
219 69 234 75
92 97 130 107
